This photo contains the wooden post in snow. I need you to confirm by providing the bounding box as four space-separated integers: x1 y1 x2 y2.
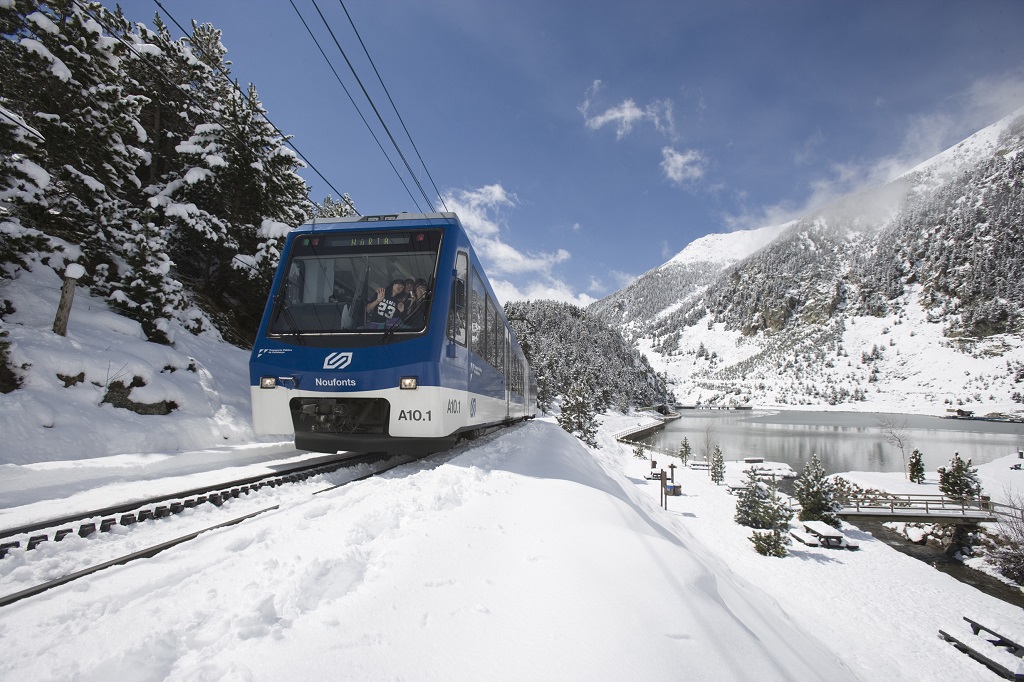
52 264 85 337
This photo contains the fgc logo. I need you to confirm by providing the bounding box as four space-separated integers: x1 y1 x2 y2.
323 352 353 370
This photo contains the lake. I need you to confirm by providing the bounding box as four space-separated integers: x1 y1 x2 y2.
638 410 1024 475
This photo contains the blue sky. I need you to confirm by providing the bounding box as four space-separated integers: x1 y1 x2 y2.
116 0 1024 305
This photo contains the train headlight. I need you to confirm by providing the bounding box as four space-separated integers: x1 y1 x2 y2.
260 376 277 389
400 377 418 390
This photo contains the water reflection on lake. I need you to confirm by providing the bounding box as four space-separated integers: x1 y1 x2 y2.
640 410 1024 475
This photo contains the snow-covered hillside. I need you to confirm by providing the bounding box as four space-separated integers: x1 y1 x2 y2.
662 221 790 269
0 261 259 465
595 109 1024 416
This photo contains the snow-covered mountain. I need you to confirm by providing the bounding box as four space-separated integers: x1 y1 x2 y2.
592 108 1024 414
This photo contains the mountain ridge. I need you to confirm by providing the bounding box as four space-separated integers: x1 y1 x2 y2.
592 107 1024 414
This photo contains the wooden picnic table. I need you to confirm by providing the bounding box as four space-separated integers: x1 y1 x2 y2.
802 520 845 547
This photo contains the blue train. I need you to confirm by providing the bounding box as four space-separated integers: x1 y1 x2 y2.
249 212 537 455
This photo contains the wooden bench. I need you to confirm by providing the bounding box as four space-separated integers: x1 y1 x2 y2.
963 617 1024 656
939 618 1024 680
789 529 820 547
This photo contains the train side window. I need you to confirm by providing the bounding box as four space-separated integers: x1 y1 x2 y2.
484 295 494 367
470 268 485 357
448 252 468 345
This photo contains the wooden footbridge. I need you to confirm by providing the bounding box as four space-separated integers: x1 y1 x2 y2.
838 493 1004 524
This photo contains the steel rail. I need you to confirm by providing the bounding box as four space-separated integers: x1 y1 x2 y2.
0 506 278 608
0 451 427 608
0 452 388 543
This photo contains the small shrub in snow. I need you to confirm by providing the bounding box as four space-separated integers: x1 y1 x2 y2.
751 529 790 557
937 453 982 500
908 449 926 484
793 454 840 527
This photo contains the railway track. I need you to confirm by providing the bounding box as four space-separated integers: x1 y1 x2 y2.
0 450 423 608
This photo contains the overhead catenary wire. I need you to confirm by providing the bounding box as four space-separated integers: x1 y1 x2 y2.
336 0 448 213
286 0 425 214
306 0 439 213
0 105 46 143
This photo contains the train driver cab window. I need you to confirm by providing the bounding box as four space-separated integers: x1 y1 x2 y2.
447 251 468 346
268 230 441 337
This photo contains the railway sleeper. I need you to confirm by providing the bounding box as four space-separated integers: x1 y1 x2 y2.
0 458 352 561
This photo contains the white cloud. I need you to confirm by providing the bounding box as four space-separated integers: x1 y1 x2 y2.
960 71 1024 131
579 80 678 141
581 270 637 298
491 277 597 307
660 147 705 185
724 72 1024 233
443 184 595 306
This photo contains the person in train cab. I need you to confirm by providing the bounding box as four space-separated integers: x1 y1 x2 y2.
402 278 430 328
365 279 406 323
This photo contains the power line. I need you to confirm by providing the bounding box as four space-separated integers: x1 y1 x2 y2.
287 0 425 214
0 106 45 143
307 0 437 213
337 0 448 213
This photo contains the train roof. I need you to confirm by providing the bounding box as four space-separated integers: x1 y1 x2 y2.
297 212 460 232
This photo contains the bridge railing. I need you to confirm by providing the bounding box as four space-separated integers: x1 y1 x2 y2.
842 494 990 516
837 492 1024 522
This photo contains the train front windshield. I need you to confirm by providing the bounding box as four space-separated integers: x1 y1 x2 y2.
268 229 441 336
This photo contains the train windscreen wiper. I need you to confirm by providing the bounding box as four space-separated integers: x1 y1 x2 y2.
270 292 305 344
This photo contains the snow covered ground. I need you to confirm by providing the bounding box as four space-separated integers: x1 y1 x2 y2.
2 413 1024 680
3 263 1024 680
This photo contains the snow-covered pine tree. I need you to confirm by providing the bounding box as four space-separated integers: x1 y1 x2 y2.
749 477 794 557
0 101 49 273
908 449 925 484
793 453 840 527
677 437 691 465
219 82 308 338
734 467 769 528
114 13 215 339
556 376 598 447
937 452 982 500
311 194 357 219
710 445 725 484
1 0 147 297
